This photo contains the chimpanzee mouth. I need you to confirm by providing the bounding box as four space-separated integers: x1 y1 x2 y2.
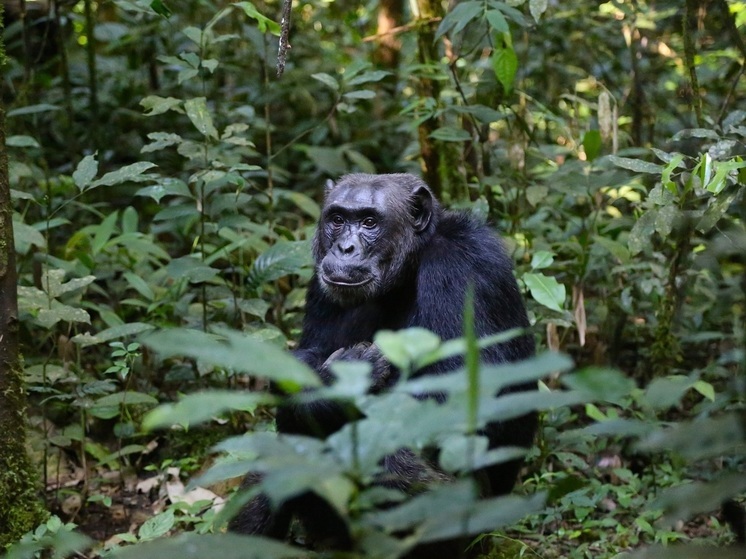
320 274 373 288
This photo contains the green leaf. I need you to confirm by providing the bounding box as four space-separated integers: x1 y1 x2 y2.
140 95 183 116
73 154 99 190
697 191 738 232
143 390 273 429
178 68 199 84
370 481 546 542
523 272 565 312
136 178 192 203
343 90 376 100
123 272 155 301
375 328 441 371
585 403 607 422
141 132 183 153
312 72 339 91
94 391 159 407
247 241 313 290
140 327 320 389
492 46 518 95
435 1 482 40
91 211 118 255
234 1 281 35
530 250 554 270
7 135 40 148
346 70 391 86
138 510 175 541
182 26 203 45
660 152 686 193
692 380 715 401
628 209 657 255
429 127 471 142
72 323 155 348
184 97 219 140
582 130 602 161
4 529 92 559
671 128 721 141
13 219 47 253
654 204 679 238
644 375 691 409
7 103 60 117
167 256 220 284
88 162 158 190
36 304 91 328
525 184 548 206
302 146 347 174
529 0 548 21
150 0 172 18
485 9 509 33
593 236 630 263
608 155 663 174
651 472 746 530
563 367 635 402
43 269 96 298
637 412 746 461
275 190 321 219
237 298 271 319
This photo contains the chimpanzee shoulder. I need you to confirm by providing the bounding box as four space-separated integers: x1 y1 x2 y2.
414 211 528 342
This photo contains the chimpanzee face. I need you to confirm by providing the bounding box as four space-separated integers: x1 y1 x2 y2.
313 175 434 306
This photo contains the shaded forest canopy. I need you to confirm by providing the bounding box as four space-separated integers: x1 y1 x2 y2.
0 0 745 557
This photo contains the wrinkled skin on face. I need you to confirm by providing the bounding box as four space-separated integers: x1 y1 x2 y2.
313 174 437 306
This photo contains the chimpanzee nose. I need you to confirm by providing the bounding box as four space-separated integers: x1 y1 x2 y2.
339 241 355 254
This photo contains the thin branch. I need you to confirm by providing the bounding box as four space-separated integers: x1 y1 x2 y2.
276 0 292 77
362 17 441 42
682 0 703 127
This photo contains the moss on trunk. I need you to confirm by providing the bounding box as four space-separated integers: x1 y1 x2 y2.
0 14 46 544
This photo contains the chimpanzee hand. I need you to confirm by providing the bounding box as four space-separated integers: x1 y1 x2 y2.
320 342 395 393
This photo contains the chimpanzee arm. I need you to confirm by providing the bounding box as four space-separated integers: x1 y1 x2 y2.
275 279 374 438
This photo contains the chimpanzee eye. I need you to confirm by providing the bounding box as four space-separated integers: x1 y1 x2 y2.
330 214 344 226
362 217 377 228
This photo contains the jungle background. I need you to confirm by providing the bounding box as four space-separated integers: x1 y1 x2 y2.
0 0 745 557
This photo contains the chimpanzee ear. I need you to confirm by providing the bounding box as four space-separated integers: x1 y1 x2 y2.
410 185 433 233
324 179 336 194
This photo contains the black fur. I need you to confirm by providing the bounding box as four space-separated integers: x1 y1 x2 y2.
230 174 536 556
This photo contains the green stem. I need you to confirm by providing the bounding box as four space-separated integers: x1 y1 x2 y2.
682 0 703 126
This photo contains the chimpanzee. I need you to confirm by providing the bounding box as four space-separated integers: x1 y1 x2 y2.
229 173 536 555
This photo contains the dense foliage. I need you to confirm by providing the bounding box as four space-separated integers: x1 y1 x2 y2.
1 0 745 557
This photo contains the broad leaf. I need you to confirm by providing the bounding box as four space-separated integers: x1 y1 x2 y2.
184 97 219 139
141 327 320 388
111 533 306 559
492 46 518 95
523 272 565 312
88 162 158 190
73 154 99 190
72 322 155 347
143 390 275 429
247 241 313 290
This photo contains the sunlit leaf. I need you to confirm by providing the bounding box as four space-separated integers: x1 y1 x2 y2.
184 97 219 139
492 46 518 95
73 154 99 190
523 272 565 312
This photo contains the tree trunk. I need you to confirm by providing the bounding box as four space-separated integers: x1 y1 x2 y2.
373 0 403 68
0 6 45 546
414 0 443 197
412 0 468 202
